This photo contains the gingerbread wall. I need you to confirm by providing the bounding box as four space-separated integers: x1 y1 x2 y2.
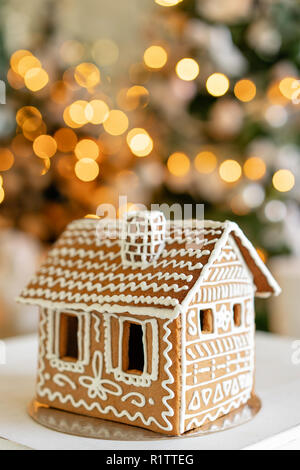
181 235 255 433
36 308 182 435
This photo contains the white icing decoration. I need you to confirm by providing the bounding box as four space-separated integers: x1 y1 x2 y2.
91 313 101 343
17 217 281 435
187 309 198 336
53 374 77 391
121 393 146 408
36 309 175 432
46 309 90 373
188 391 201 411
103 314 158 387
121 211 166 269
79 351 122 400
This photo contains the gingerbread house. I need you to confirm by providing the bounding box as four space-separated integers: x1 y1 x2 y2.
18 211 281 435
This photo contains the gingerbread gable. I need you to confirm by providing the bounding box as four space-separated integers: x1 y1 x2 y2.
17 218 280 315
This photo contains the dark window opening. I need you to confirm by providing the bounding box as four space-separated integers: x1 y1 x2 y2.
124 322 144 374
59 313 79 361
234 304 242 327
200 309 214 334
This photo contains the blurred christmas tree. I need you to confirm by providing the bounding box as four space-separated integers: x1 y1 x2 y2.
0 1 299 331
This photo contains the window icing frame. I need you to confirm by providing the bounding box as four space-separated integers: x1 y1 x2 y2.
45 308 90 373
104 313 159 387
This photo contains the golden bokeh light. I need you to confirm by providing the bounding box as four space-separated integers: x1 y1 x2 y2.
144 45 168 70
103 109 129 136
75 158 99 182
69 100 89 126
63 106 83 129
54 128 78 153
127 128 153 157
75 139 99 160
117 86 149 111
33 135 57 159
18 55 41 77
206 73 229 97
0 175 3 186
155 0 183 6
194 151 217 174
176 58 199 81
0 187 4 204
24 68 49 91
244 157 266 181
23 120 47 141
167 152 190 177
279 77 298 100
16 106 42 127
219 159 242 183
272 169 295 192
92 39 119 67
127 86 149 109
10 50 32 73
267 81 288 105
7 68 24 89
0 148 14 171
86 100 110 124
74 63 100 89
234 79 256 102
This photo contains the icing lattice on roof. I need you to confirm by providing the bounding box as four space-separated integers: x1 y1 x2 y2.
17 218 281 314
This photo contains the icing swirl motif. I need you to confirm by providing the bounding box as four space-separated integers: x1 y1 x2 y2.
79 351 122 400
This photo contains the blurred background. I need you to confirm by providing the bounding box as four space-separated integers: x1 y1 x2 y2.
0 0 299 338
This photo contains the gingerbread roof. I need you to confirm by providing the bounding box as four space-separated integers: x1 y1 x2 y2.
17 218 281 315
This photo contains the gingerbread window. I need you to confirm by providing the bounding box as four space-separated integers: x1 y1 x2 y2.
199 309 214 334
233 304 242 327
122 322 145 374
59 313 79 361
104 314 158 387
47 309 90 373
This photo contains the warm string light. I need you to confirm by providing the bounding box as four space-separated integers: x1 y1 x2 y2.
243 157 266 181
75 158 100 182
272 169 295 192
127 128 153 157
74 62 101 88
176 58 199 81
144 45 168 70
10 49 49 91
219 159 242 183
194 151 217 174
0 148 15 171
167 152 190 176
234 79 256 102
206 73 229 97
33 135 57 159
75 139 100 160
155 0 183 6
103 110 129 136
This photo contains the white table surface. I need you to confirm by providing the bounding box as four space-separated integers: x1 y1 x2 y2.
0 332 299 450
